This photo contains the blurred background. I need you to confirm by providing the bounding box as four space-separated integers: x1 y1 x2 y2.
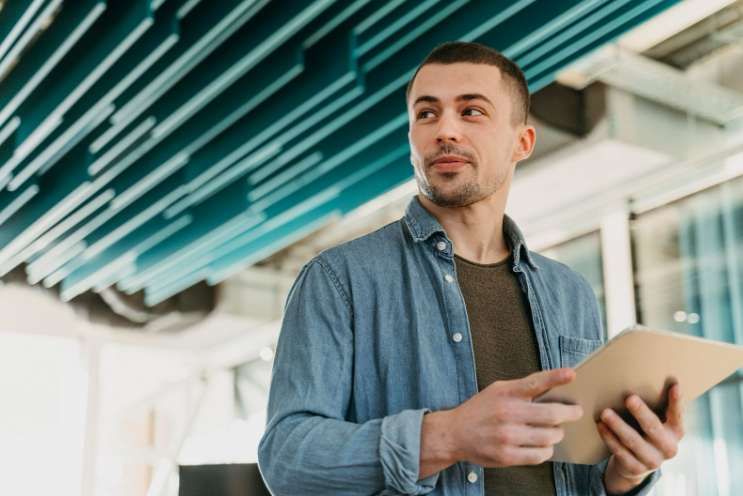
1 0 742 495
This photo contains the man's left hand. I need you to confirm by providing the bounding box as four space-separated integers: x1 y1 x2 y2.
597 383 685 495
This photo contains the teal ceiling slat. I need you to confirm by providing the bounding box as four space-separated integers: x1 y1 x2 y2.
0 0 683 306
90 0 262 152
360 0 533 100
0 180 39 233
200 151 413 290
59 174 195 300
148 206 342 305
0 0 44 63
526 0 680 90
2 0 364 280
12 1 152 151
0 118 19 179
0 0 63 91
516 0 637 69
354 0 442 57
28 191 116 286
157 0 346 137
9 0 181 185
0 144 90 260
123 0 337 150
101 46 302 209
161 16 363 210
118 194 266 295
117 44 364 288
0 145 104 275
101 0 366 190
353 0 406 36
159 106 410 291
473 0 608 58
33 1 364 276
521 0 665 77
0 0 105 165
499 0 612 59
0 6 302 277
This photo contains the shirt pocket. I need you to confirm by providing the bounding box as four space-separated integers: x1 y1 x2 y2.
558 335 603 368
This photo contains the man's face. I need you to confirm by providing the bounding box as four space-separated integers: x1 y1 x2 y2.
407 62 528 208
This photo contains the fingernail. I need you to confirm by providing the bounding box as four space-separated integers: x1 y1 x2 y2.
602 409 613 420
628 397 640 410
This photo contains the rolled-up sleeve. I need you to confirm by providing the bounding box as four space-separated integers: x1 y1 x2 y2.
258 257 439 495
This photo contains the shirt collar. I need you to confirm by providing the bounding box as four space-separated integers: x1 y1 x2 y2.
402 195 539 270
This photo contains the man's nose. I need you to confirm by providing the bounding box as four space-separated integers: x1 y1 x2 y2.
435 113 462 143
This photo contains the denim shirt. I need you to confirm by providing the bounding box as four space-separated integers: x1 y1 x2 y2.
258 195 661 495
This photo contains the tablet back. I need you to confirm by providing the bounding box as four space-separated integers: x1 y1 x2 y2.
536 326 743 465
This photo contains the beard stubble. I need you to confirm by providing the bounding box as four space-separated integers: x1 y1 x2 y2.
416 143 508 208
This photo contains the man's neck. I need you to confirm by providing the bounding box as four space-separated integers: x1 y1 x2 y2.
418 192 511 265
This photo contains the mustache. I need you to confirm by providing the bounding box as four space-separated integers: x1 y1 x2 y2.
424 144 477 167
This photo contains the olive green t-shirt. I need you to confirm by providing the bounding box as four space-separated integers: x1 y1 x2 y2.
454 251 557 496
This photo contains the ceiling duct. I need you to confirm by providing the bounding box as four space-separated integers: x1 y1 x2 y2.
560 46 743 125
1 263 215 332
509 76 730 233
642 1 743 69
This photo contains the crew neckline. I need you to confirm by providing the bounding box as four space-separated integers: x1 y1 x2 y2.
453 250 513 268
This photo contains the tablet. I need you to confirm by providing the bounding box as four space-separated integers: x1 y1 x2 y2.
534 325 743 465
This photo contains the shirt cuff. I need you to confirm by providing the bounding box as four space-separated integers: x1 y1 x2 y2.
379 408 440 495
590 458 662 496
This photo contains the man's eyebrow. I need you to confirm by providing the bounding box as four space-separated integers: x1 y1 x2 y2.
412 95 439 106
457 93 495 107
412 93 496 108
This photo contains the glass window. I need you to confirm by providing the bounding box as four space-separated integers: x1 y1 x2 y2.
633 178 743 496
539 231 608 339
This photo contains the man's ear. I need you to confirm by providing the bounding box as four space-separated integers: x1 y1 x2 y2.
511 125 536 163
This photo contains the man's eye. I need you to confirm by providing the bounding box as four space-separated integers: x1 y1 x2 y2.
417 110 435 119
463 108 484 116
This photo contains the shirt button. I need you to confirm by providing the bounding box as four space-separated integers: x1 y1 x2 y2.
437 241 446 250
453 333 463 342
444 274 454 282
468 471 478 483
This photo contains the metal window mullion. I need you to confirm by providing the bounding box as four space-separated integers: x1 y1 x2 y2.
599 206 637 338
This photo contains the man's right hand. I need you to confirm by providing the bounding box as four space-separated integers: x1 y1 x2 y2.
418 368 583 479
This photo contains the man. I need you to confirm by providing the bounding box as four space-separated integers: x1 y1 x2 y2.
258 42 685 495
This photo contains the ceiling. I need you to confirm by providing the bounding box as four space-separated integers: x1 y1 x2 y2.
0 0 682 307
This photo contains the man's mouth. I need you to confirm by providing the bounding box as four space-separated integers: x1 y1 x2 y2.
431 155 469 172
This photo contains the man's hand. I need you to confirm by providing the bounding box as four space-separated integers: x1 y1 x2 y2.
419 368 583 479
598 383 685 495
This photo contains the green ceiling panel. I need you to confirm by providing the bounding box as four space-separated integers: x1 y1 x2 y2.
0 0 682 307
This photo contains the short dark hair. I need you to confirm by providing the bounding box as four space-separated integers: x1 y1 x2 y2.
406 41 530 126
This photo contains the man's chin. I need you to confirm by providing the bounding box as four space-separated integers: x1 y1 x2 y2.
425 192 481 208
416 176 485 208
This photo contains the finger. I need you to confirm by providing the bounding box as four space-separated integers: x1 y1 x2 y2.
626 395 677 459
500 424 564 447
514 368 576 398
519 402 584 425
597 422 649 476
665 384 685 436
600 409 665 470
